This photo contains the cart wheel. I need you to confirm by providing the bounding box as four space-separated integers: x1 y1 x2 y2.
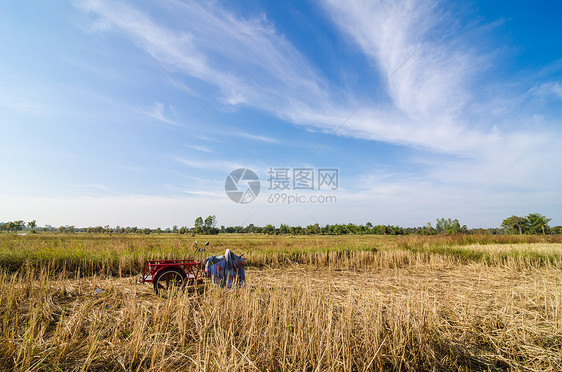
154 268 185 296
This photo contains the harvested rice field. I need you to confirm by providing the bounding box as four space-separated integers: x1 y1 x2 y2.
1 234 561 371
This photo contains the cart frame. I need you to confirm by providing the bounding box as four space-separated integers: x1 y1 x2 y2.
137 240 208 295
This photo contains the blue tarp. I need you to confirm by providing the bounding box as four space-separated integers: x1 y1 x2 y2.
203 249 246 288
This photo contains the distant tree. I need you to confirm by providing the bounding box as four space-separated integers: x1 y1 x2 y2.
436 218 461 234
306 223 320 235
501 216 529 234
262 224 276 235
279 224 289 234
27 220 37 233
194 217 204 234
423 222 434 235
333 225 347 235
11 220 25 232
527 213 551 235
204 215 216 232
447 220 458 233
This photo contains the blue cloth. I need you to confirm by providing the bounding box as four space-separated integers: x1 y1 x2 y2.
203 249 245 288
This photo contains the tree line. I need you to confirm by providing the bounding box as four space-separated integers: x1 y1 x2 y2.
2 213 560 235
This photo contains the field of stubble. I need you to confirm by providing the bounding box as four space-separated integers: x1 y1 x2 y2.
1 234 561 371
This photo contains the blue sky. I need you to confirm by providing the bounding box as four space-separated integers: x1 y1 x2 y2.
1 0 561 228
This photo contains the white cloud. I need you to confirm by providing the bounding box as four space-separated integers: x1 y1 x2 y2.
235 131 279 144
72 184 115 193
317 0 488 152
146 102 182 126
185 143 214 153
78 0 334 122
553 83 562 97
530 81 562 99
174 157 246 172
318 0 562 196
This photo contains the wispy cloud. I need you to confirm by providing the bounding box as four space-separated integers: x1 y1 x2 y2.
78 0 334 121
174 157 245 172
163 183 223 198
235 131 279 144
178 190 224 198
530 81 562 100
146 102 182 126
72 184 115 193
321 0 561 174
79 0 558 156
185 143 214 153
318 0 488 152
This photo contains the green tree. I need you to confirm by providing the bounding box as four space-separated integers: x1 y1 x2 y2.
306 223 320 234
527 213 551 235
262 224 276 234
279 224 289 234
12 220 25 232
27 220 37 233
436 218 461 234
423 222 434 235
194 217 204 234
501 215 529 234
204 215 216 233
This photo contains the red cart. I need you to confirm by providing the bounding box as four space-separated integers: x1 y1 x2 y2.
137 241 207 295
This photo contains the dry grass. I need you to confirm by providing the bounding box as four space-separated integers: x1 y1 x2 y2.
1 235 562 371
2 234 561 276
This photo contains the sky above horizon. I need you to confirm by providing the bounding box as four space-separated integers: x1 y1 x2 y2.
1 0 562 229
